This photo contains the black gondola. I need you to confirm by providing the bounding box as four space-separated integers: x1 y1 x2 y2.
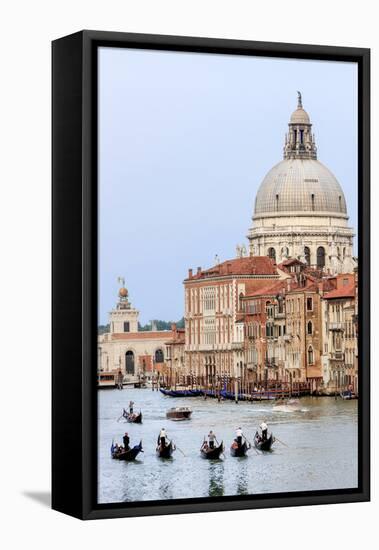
111 440 143 461
254 431 275 451
200 441 224 459
126 411 143 423
156 440 176 458
230 439 250 457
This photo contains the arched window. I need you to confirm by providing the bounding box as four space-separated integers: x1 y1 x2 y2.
155 349 164 363
304 246 311 265
307 321 313 335
281 246 289 258
268 247 276 261
317 246 325 269
307 346 314 365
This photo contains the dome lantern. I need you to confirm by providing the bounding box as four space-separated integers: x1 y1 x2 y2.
284 92 317 160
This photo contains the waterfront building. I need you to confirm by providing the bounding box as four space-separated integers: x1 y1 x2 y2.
320 273 357 393
247 93 356 275
240 279 287 386
165 323 186 385
98 284 174 382
183 257 280 388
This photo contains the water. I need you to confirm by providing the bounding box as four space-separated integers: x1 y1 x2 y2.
98 388 358 504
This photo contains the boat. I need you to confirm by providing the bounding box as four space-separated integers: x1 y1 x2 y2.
273 398 303 412
230 440 250 457
340 390 357 400
126 411 143 423
111 440 143 461
160 388 194 397
98 372 117 389
254 431 275 451
200 441 224 459
166 407 192 420
156 440 176 458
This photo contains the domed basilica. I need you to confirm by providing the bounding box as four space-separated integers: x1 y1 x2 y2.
248 93 355 274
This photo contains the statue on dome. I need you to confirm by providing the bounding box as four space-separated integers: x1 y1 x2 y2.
297 90 302 108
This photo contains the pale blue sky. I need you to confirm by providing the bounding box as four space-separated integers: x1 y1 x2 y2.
98 47 358 325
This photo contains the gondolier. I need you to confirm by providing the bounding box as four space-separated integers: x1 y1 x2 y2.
260 421 268 441
158 428 167 449
236 427 244 447
208 430 217 449
123 432 130 451
129 400 134 414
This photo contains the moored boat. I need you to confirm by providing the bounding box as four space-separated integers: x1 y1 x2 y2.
111 440 143 461
200 441 224 459
254 431 275 451
156 440 176 458
166 407 192 420
230 440 250 457
340 390 357 400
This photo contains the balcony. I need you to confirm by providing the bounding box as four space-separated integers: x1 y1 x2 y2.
231 341 244 350
265 358 278 368
330 351 345 361
329 322 344 331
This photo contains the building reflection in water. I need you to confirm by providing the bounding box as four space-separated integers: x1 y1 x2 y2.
208 461 225 497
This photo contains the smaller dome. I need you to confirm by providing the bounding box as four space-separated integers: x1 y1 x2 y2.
119 287 128 298
290 107 310 124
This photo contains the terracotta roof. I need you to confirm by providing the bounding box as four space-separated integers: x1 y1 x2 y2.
324 283 355 299
186 256 277 281
243 279 286 298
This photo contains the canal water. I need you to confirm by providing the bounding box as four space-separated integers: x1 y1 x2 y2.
98 388 358 504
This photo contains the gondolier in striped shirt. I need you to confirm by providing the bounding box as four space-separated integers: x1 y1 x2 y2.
208 430 217 449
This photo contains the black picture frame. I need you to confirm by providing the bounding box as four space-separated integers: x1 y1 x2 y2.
52 30 370 520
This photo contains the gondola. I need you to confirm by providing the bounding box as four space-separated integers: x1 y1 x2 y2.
254 431 275 451
111 440 143 461
200 441 224 459
156 440 176 458
126 411 143 423
230 439 250 457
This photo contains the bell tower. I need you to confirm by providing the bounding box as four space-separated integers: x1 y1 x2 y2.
109 277 139 334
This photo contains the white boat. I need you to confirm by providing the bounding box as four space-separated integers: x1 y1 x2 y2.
273 398 303 412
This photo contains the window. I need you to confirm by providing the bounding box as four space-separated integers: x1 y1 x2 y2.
155 349 164 363
307 321 313 335
307 297 313 311
268 247 276 261
304 246 311 265
307 346 314 364
123 321 130 332
311 194 315 211
317 246 325 269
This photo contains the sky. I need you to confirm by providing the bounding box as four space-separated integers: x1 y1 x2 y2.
98 47 358 325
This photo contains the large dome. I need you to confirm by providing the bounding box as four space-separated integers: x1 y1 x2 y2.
254 158 347 217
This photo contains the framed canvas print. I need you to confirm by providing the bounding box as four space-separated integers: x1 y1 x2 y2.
52 31 370 519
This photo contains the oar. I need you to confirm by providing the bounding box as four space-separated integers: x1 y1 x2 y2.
175 444 186 457
116 414 123 422
245 436 260 455
275 437 288 447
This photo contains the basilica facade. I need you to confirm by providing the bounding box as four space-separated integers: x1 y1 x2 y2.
248 93 355 275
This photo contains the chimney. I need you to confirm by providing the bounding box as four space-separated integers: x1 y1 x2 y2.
197 266 201 275
188 268 193 279
171 322 177 335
